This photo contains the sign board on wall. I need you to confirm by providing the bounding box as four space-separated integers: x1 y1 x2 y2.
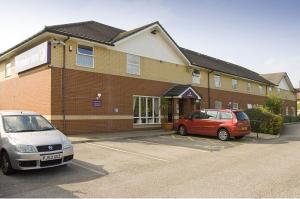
92 100 102 107
15 41 51 73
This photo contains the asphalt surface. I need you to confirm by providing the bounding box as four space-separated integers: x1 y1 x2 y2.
1 123 300 197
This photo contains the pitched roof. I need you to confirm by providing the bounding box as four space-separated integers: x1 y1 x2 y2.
260 72 286 85
163 84 201 99
45 21 125 45
180 48 273 84
0 20 277 85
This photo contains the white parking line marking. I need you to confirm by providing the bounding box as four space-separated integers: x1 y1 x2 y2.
86 142 169 162
127 138 209 153
71 161 107 175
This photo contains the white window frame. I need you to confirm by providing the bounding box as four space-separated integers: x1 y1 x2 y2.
214 74 221 88
232 79 238 90
215 100 222 109
247 82 251 93
5 62 12 77
232 103 239 110
127 54 140 75
76 44 94 68
192 69 201 84
247 104 252 109
259 85 264 95
133 95 160 125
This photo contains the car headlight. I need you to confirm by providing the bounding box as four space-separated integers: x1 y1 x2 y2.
16 145 37 153
62 138 72 149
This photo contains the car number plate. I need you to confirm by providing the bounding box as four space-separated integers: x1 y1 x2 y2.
41 153 62 161
241 127 247 130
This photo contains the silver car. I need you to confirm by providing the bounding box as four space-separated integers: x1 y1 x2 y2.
0 110 73 175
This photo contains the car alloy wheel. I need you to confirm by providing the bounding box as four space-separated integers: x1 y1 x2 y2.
218 129 229 141
179 125 187 136
1 152 14 175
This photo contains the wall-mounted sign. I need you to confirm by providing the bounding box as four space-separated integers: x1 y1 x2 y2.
182 89 198 99
15 41 51 73
92 99 102 107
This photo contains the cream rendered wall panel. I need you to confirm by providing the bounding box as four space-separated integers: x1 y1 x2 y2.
113 29 186 65
278 78 290 90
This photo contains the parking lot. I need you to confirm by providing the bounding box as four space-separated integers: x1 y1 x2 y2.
1 125 300 197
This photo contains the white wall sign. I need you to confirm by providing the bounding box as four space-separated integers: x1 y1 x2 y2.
15 41 50 73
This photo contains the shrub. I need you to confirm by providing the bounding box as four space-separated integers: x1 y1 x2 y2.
244 108 283 135
264 95 283 114
283 115 300 123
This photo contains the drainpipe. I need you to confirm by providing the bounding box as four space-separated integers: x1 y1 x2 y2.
61 37 70 133
207 70 214 109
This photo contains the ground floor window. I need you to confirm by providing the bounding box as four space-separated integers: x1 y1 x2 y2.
133 96 160 124
232 103 239 110
215 101 222 109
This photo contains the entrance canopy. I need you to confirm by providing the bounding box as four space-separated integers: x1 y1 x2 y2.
163 85 201 100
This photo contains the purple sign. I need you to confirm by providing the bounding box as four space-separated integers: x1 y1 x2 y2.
92 100 102 107
182 89 198 99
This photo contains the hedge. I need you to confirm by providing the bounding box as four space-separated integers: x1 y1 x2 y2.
244 108 283 135
283 115 300 123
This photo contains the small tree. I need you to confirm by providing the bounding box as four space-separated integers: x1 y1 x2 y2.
264 95 283 115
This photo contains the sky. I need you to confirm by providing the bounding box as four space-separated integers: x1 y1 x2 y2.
0 0 299 87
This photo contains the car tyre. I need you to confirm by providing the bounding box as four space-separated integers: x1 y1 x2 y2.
178 125 187 136
217 129 230 141
235 136 244 139
1 151 15 175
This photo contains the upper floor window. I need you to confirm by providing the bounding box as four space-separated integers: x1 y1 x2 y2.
5 63 12 77
192 69 201 84
127 54 140 75
232 79 238 90
76 44 94 68
214 74 221 88
269 87 273 92
247 82 251 92
259 85 264 95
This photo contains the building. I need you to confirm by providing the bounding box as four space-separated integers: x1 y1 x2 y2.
261 72 297 116
0 21 297 134
297 88 300 116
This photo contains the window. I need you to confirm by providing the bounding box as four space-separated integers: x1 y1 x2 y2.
206 110 218 119
232 103 239 110
127 54 140 75
247 104 252 109
247 82 251 93
133 96 160 124
215 101 222 109
277 88 281 93
214 74 221 88
220 112 233 120
5 63 12 77
193 112 207 119
234 111 249 121
269 87 273 92
76 44 94 68
259 85 264 95
291 107 295 116
192 69 201 84
232 79 238 90
286 106 289 116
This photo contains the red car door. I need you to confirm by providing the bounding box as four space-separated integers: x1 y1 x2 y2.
189 112 207 134
201 110 219 135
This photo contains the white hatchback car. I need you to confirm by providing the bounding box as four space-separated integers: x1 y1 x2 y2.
0 110 73 175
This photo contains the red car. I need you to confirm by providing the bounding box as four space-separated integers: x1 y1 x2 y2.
176 109 251 141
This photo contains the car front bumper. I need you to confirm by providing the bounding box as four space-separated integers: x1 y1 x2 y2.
9 147 74 170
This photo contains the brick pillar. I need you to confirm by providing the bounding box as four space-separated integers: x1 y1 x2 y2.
173 98 179 123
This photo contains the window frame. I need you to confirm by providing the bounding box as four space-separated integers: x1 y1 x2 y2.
232 103 239 110
192 69 201 84
258 85 264 95
214 74 221 88
127 54 140 75
215 100 222 109
5 62 12 77
76 44 95 68
232 79 238 90
247 82 251 93
133 95 160 125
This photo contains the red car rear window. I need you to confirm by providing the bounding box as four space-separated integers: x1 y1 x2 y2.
234 111 249 121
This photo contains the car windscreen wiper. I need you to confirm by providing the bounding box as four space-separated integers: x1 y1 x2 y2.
39 128 55 131
11 129 40 133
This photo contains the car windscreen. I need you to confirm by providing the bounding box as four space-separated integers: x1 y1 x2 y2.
2 115 55 133
234 111 249 121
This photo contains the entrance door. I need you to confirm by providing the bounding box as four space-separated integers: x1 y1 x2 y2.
179 99 184 117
